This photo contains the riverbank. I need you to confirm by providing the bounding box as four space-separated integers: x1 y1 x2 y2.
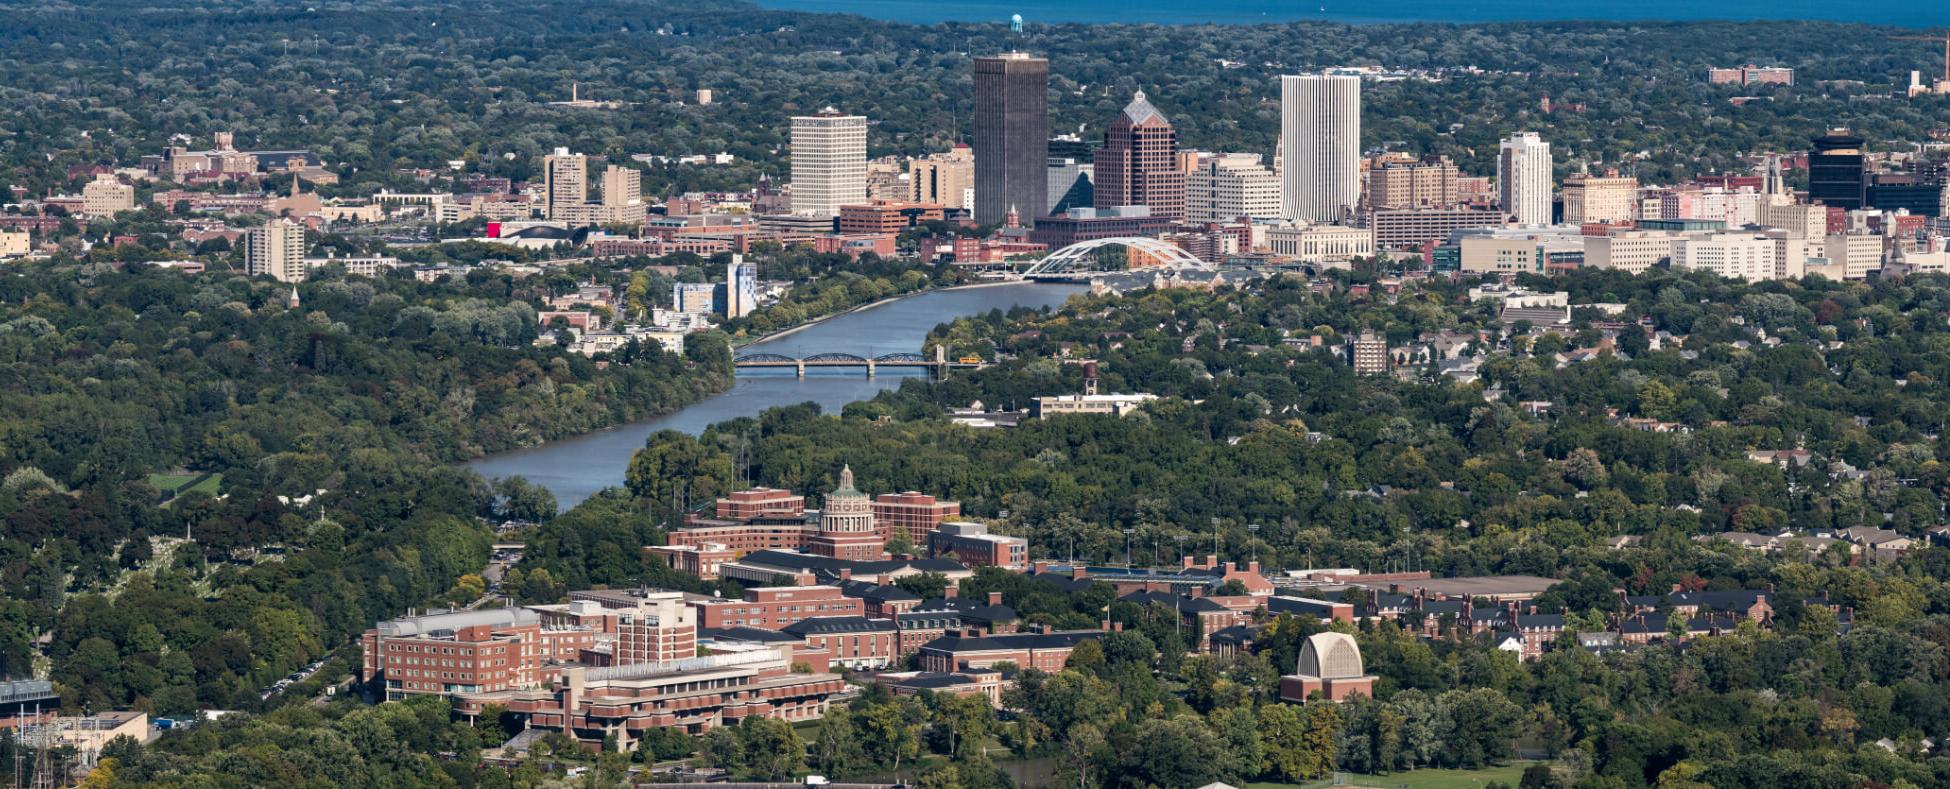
731 277 1034 348
468 281 1083 509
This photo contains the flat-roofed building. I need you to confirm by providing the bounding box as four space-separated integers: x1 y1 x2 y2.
1368 155 1459 210
1561 171 1638 225
453 647 845 744
361 608 605 700
1676 231 1785 281
1584 229 1687 274
1268 223 1375 264
690 586 865 631
918 627 1105 673
81 173 135 218
839 200 945 234
927 521 1028 570
1823 232 1884 280
1367 208 1507 250
873 491 962 548
1459 236 1543 274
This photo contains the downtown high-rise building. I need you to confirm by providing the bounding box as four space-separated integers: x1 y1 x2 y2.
1093 91 1184 221
1498 132 1554 227
789 108 868 219
973 53 1049 226
543 148 589 220
1280 74 1362 223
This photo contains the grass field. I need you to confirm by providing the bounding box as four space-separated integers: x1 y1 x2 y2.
1247 763 1538 789
148 472 223 497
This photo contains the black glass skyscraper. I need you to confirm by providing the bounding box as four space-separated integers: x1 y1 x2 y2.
1808 131 1866 210
973 53 1048 226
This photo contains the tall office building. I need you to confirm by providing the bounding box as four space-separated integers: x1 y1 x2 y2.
1280 74 1362 223
247 219 309 283
973 53 1050 226
1808 130 1866 210
909 144 974 210
543 148 589 220
1498 132 1553 227
1561 170 1638 225
1092 91 1184 221
789 109 868 218
725 256 757 319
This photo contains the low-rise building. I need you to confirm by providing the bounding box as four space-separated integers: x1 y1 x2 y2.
453 647 844 746
917 627 1105 673
927 521 1028 570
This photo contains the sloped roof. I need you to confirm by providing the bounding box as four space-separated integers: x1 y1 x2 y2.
1115 91 1169 128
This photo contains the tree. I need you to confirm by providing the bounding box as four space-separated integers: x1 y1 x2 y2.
738 716 803 780
701 726 744 774
1260 703 1309 781
808 707 864 776
894 571 951 601
856 697 924 776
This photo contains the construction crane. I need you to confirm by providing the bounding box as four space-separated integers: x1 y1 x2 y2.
1889 31 1950 85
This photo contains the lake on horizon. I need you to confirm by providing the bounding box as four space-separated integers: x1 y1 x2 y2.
750 0 1949 27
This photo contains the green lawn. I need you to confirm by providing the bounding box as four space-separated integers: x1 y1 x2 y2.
148 472 223 498
1248 763 1538 789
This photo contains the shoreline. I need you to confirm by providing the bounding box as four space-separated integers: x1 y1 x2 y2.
734 278 1036 349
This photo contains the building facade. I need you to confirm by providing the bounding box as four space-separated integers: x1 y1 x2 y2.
910 145 974 210
1281 74 1362 223
246 219 308 282
790 109 869 218
1092 91 1184 222
1368 155 1460 210
1498 132 1553 227
1561 171 1638 225
543 148 589 220
1185 153 1282 223
81 174 135 218
973 53 1050 225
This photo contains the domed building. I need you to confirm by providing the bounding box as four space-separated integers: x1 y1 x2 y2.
806 465 886 561
1278 631 1375 702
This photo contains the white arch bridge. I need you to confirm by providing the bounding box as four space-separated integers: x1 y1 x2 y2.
1021 236 1215 279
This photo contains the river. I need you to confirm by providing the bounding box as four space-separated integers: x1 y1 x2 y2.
467 281 1085 510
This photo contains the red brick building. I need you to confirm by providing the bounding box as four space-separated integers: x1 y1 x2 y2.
875 492 962 547
691 586 864 631
926 521 1027 570
838 200 945 234
917 626 1105 673
361 608 603 700
781 616 900 669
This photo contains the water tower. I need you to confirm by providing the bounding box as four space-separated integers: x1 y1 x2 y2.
1010 13 1023 33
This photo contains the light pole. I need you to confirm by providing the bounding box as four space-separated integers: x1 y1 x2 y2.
1123 529 1136 568
1247 524 1261 565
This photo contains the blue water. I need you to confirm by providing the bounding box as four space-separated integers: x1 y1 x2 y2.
751 0 1947 26
468 282 1084 509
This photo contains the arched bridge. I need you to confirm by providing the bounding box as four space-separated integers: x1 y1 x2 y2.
733 347 982 378
1022 236 1215 279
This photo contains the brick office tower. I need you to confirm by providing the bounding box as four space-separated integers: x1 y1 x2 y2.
1093 91 1183 222
808 465 884 560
